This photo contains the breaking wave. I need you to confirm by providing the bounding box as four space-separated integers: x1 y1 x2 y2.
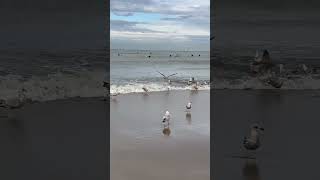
212 74 320 90
0 71 107 108
110 82 210 95
0 71 210 108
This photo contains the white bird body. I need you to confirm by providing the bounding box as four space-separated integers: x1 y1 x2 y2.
162 111 171 123
192 82 199 90
165 111 170 118
188 77 195 85
186 102 192 110
243 125 264 150
302 64 308 73
279 64 284 74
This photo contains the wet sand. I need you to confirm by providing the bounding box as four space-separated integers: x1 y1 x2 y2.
0 98 108 180
111 90 210 180
212 90 320 180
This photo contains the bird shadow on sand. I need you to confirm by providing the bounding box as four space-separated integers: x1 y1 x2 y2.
162 123 171 137
186 112 192 125
0 110 25 143
242 159 261 180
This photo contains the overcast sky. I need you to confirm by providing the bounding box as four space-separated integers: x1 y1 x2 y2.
110 0 210 51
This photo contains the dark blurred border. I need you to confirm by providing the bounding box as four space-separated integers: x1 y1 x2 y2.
0 0 109 179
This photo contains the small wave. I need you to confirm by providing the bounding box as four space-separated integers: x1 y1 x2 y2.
110 82 210 95
212 74 320 90
0 71 108 107
0 71 210 107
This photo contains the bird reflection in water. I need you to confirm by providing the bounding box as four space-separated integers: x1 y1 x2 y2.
162 121 171 136
242 159 261 180
186 112 192 125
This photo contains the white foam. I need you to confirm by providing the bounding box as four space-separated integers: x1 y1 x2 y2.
0 71 210 107
212 75 320 90
111 83 210 95
0 71 108 106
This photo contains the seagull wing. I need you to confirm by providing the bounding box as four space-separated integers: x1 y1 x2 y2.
167 73 178 78
156 71 167 79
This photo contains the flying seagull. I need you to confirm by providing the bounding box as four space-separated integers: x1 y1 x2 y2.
156 71 178 84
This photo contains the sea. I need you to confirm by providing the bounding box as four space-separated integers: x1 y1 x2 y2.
212 8 320 89
110 49 210 94
0 48 210 106
0 48 108 104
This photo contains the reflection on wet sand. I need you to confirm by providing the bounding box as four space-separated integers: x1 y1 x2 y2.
162 122 171 136
242 159 261 180
186 112 192 124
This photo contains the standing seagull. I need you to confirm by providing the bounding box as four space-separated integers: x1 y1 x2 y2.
186 102 192 112
192 82 199 90
188 77 195 85
162 110 171 123
243 125 264 151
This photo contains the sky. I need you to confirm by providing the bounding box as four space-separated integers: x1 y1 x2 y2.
110 0 210 51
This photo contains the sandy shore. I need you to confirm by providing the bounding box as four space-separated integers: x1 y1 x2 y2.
0 98 108 180
111 90 210 180
213 90 320 180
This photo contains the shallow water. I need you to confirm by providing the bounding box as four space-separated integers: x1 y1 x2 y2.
111 90 210 180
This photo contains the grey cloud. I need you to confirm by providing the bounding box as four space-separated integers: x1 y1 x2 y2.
161 15 193 21
110 20 164 33
111 0 208 17
187 35 210 41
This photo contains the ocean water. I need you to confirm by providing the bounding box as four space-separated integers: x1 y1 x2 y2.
0 48 108 105
0 48 210 106
212 8 320 89
110 49 210 94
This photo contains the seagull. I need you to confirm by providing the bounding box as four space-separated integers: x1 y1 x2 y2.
302 64 308 73
165 110 170 118
279 64 284 74
188 77 195 85
267 77 283 89
192 82 199 90
156 71 177 81
142 85 149 93
186 102 192 111
162 110 171 123
103 81 110 91
243 125 264 151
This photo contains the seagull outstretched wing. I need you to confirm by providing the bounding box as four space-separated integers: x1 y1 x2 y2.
156 71 167 79
167 73 178 78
